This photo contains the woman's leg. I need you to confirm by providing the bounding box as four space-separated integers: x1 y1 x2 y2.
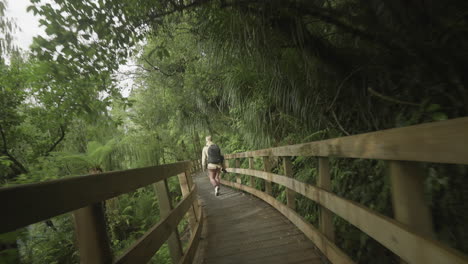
214 168 221 186
208 169 218 187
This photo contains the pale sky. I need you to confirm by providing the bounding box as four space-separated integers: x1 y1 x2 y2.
5 0 44 51
5 0 134 97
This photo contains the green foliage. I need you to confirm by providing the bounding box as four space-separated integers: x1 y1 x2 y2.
0 0 17 57
107 186 160 255
2 0 468 263
0 231 21 263
18 215 78 264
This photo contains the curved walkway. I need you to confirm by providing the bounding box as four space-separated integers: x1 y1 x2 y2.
194 172 325 264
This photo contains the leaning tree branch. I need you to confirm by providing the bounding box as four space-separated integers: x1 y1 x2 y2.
368 87 420 106
331 110 351 136
0 124 28 174
142 57 176 76
45 125 66 156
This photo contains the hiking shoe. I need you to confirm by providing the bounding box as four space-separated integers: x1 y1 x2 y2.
215 186 220 196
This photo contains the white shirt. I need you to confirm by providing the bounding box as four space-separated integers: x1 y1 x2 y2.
202 141 223 169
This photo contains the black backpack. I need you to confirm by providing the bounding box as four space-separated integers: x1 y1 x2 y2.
207 144 223 164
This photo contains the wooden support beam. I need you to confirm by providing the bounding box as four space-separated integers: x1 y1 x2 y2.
73 202 112 264
178 172 198 233
235 159 242 184
249 157 255 188
263 156 273 195
178 210 204 264
318 157 335 242
154 179 183 263
283 157 296 210
115 186 197 264
389 161 434 238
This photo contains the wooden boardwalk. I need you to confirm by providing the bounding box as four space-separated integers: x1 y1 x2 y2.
193 173 325 264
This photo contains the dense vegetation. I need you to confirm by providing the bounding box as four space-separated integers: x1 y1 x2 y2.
1 0 467 263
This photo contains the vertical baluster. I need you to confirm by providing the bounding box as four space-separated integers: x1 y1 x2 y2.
154 179 183 263
389 161 433 237
249 157 255 188
263 156 272 195
283 156 296 210
73 169 112 264
235 159 242 184
318 157 335 242
73 202 113 264
178 171 198 233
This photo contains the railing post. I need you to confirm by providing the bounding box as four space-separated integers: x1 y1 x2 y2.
283 156 296 210
248 157 255 188
318 157 335 242
154 179 183 263
178 169 198 233
389 161 434 237
263 156 273 195
73 202 113 264
235 159 242 184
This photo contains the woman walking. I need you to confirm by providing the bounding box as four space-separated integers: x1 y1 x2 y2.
201 136 224 196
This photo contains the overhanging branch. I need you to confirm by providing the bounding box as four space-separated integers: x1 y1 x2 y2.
45 125 66 155
142 57 176 76
0 124 28 174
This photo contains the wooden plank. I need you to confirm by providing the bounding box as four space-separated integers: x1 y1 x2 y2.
318 158 335 242
210 222 299 243
0 161 191 233
389 161 434 238
114 185 197 264
196 173 322 264
249 157 255 188
262 157 272 195
227 168 468 264
178 209 204 264
212 232 309 258
241 248 321 264
213 228 303 251
221 180 354 264
282 157 296 210
221 240 314 263
154 179 183 263
73 203 112 264
225 117 468 165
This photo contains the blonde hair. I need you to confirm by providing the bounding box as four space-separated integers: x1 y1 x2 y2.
205 135 212 142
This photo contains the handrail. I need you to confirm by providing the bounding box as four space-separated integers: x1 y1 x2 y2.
0 159 204 263
225 117 468 164
0 161 191 233
223 118 468 264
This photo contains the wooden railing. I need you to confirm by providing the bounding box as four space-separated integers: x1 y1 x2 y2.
223 117 468 264
0 160 203 264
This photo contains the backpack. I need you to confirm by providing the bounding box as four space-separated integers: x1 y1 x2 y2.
207 144 223 164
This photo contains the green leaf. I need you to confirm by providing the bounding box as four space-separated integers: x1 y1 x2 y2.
432 112 448 121
26 5 38 15
426 104 441 112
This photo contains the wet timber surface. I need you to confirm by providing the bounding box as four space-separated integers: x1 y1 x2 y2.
193 172 326 264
